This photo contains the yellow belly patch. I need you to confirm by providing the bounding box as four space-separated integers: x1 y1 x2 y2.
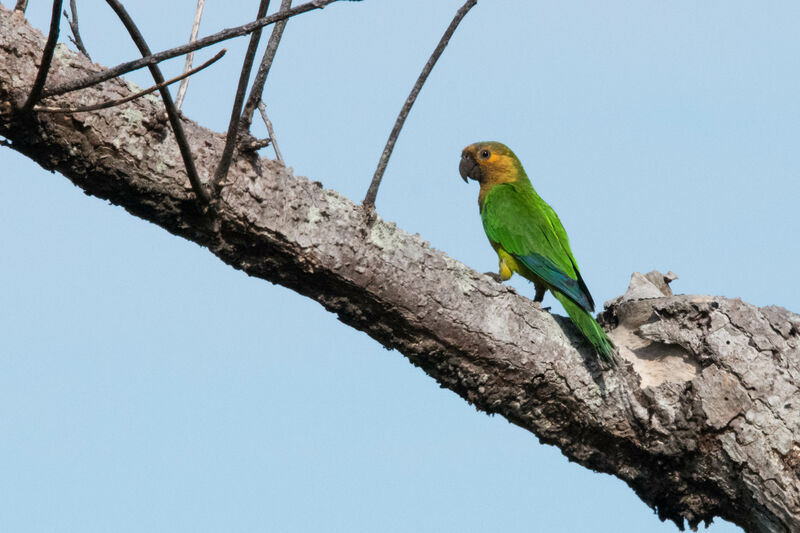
495 246 519 281
492 243 546 291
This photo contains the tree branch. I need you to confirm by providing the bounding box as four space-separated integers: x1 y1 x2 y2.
64 0 91 59
1 8 798 532
174 0 205 111
21 0 63 112
104 0 210 205
258 100 283 163
363 0 477 209
42 0 346 99
212 0 271 192
29 49 225 114
240 0 292 133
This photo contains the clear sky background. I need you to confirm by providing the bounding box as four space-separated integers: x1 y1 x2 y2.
2 1 799 531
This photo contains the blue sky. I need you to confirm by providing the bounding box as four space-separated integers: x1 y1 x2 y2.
4 1 799 531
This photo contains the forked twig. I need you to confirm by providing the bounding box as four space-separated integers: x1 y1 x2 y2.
64 0 91 59
22 0 64 113
32 50 225 114
241 0 292 132
258 100 283 163
212 0 272 191
363 0 477 208
175 0 205 111
43 0 346 99
105 0 210 205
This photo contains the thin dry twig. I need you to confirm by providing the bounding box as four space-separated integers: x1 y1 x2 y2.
240 0 292 132
43 0 346 99
363 0 477 208
105 0 210 205
64 0 91 59
174 0 205 111
258 100 283 164
212 0 272 191
14 0 28 13
31 49 225 115
21 0 64 112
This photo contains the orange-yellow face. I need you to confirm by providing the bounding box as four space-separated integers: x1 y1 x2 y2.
459 141 522 188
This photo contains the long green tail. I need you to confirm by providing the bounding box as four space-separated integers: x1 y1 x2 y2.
553 291 617 366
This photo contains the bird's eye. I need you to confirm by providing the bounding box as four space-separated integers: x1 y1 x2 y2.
480 149 491 159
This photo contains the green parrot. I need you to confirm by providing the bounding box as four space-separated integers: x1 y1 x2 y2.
459 141 616 365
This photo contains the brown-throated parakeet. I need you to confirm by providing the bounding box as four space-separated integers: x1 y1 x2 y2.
459 141 616 365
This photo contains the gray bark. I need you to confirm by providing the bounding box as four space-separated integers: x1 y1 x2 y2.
1 6 798 531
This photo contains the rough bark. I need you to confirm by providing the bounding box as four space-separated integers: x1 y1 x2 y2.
1 7 798 531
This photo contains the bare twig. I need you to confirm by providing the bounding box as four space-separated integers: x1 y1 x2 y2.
30 49 225 114
258 100 283 163
43 0 346 99
14 0 28 13
240 0 292 132
212 0 271 191
21 0 64 112
363 0 477 208
64 0 91 59
105 0 210 205
174 0 205 111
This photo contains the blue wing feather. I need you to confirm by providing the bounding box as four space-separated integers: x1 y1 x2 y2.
515 252 594 312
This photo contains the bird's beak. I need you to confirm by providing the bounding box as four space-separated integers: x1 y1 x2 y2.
459 153 480 183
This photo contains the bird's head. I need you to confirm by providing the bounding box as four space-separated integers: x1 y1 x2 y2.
459 141 524 186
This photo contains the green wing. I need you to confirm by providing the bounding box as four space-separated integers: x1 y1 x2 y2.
481 183 595 312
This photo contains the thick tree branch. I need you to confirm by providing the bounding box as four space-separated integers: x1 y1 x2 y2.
1 8 798 532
